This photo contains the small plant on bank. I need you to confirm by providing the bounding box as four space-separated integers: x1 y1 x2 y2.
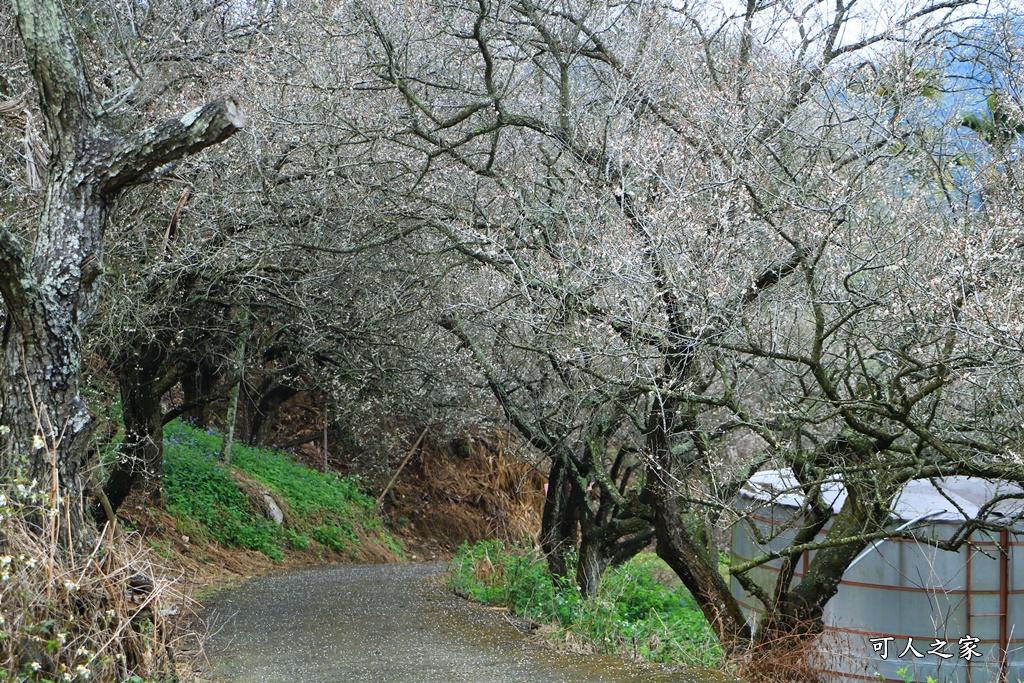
310 524 355 554
895 666 940 683
281 528 310 550
448 540 722 668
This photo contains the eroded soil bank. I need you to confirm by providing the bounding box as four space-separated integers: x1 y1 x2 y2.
202 563 725 683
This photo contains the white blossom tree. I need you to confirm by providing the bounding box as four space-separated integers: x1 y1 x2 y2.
351 0 1024 663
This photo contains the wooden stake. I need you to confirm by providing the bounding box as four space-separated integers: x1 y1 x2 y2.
376 428 427 507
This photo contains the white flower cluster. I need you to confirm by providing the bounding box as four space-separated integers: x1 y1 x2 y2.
0 478 58 522
13 479 44 503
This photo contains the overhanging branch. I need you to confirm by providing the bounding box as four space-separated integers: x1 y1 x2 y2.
98 98 247 193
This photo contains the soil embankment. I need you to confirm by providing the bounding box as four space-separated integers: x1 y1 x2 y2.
382 434 547 557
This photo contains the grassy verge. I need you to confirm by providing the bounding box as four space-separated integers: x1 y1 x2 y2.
161 420 401 562
448 540 721 668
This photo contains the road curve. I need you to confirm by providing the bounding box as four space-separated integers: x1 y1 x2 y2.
203 562 723 683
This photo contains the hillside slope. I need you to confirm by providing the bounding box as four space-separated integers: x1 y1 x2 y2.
118 421 402 593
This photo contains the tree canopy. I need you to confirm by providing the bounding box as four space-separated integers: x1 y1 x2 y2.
1 0 1022 672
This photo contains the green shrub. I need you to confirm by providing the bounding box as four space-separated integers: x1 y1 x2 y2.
448 541 721 667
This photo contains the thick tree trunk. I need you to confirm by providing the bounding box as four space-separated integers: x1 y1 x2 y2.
93 344 169 524
95 391 164 522
1 326 93 542
575 525 653 599
0 0 244 548
0 176 110 549
649 472 750 656
756 490 890 647
644 396 752 657
248 382 298 445
648 469 751 656
181 359 221 428
576 531 604 599
540 454 579 578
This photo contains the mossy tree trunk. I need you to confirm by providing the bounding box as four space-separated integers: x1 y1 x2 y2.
0 0 243 548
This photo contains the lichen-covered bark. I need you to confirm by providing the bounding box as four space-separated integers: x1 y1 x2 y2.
0 172 102 546
0 0 243 548
10 0 94 153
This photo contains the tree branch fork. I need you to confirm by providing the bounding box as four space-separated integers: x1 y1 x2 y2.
0 97 246 331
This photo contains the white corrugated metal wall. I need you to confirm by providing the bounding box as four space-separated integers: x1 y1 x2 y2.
731 472 1023 683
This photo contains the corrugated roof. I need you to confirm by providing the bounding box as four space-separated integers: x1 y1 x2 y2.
740 469 1024 524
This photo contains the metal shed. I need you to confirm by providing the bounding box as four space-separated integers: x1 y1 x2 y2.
731 470 1024 683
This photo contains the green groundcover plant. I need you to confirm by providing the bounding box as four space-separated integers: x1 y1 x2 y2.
162 420 400 561
448 540 722 668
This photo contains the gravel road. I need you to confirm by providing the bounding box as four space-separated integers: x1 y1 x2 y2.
203 562 725 683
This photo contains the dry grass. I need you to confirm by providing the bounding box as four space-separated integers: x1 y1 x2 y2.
740 641 823 683
388 432 545 548
117 492 280 598
737 619 854 683
0 479 192 683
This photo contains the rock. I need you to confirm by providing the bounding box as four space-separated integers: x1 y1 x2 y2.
127 572 154 595
262 493 285 525
233 471 288 525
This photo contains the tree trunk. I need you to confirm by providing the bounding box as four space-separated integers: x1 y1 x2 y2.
220 377 241 466
93 343 171 524
644 398 752 657
0 298 94 545
649 473 750 655
576 528 605 599
0 0 244 548
540 453 579 578
220 311 248 464
181 359 221 428
248 381 297 445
